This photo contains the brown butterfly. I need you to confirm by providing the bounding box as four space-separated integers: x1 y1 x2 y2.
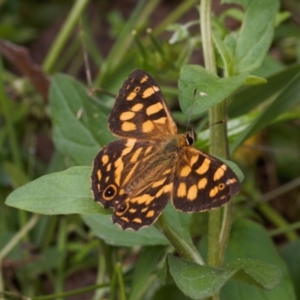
91 70 240 230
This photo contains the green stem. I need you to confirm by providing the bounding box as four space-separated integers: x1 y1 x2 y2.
258 202 298 241
33 282 111 300
200 0 219 268
0 214 39 291
42 0 90 73
94 240 114 300
95 0 161 85
0 215 39 261
0 56 23 170
55 218 68 299
269 220 300 237
200 0 216 73
115 263 126 300
200 3 232 300
153 0 198 35
156 214 204 265
249 177 300 241
261 177 300 203
219 203 232 261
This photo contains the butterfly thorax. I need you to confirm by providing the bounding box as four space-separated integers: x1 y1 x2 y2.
119 133 194 198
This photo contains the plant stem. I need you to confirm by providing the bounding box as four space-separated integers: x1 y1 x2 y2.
156 215 204 265
153 0 198 35
43 0 90 73
55 217 68 300
200 0 216 74
258 202 298 241
33 282 111 300
115 263 126 300
269 220 300 237
0 214 39 291
0 215 39 261
200 2 232 300
95 0 161 85
0 56 23 171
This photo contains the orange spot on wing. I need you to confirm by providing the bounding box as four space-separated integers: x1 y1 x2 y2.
122 122 137 131
214 165 226 181
130 147 143 163
146 210 155 218
187 184 198 201
131 103 144 112
180 165 192 177
120 111 135 121
126 92 136 100
177 182 187 198
198 178 207 189
142 120 154 132
146 102 163 115
101 155 109 165
196 158 211 174
209 186 219 197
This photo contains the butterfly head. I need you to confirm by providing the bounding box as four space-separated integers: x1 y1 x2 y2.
184 130 195 146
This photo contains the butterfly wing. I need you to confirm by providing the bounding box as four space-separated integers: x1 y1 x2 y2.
109 69 177 140
172 147 240 211
91 138 174 230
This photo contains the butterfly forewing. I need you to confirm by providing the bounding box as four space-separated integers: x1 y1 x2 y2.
108 69 177 140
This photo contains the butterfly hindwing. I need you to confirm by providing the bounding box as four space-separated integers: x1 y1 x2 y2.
91 138 174 230
112 175 172 230
91 139 127 209
108 69 177 140
172 147 240 212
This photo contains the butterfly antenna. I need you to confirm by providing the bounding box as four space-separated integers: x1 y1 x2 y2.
201 120 225 130
186 88 197 131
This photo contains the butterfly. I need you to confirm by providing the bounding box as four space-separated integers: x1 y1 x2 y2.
91 69 240 230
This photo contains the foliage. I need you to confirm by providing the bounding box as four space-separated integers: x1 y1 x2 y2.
1 0 300 299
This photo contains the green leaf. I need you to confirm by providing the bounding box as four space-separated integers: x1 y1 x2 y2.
223 0 279 73
50 74 112 166
244 75 267 85
128 246 166 300
281 240 300 299
226 259 281 290
167 254 236 299
165 253 281 299
5 166 106 215
230 70 300 152
213 31 235 75
220 219 296 300
82 214 168 247
229 62 300 118
252 55 284 78
157 260 172 285
178 65 247 114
